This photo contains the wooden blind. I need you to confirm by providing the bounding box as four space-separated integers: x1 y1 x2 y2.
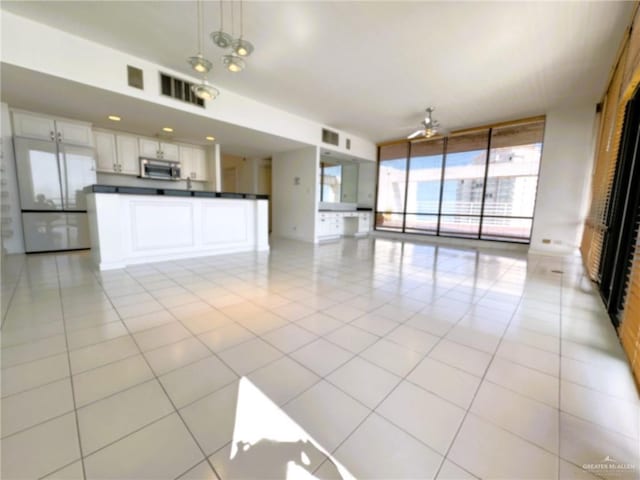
379 143 408 161
490 121 545 149
581 1 640 390
410 138 445 157
620 217 640 390
446 130 490 154
581 43 628 280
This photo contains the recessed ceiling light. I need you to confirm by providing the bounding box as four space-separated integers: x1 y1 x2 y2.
206 136 215 141
162 127 174 133
108 115 121 121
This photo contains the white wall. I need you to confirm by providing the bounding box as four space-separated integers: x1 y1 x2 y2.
1 11 376 161
1 102 24 254
530 104 597 254
272 146 318 242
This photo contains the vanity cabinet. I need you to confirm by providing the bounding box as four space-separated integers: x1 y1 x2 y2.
317 211 371 240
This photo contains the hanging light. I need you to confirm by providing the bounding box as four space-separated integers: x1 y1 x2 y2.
191 79 219 100
188 0 219 101
231 0 254 57
187 0 213 74
211 0 233 48
188 54 212 74
222 54 246 73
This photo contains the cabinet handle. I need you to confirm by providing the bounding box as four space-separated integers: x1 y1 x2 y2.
57 132 63 142
113 163 117 171
50 131 55 141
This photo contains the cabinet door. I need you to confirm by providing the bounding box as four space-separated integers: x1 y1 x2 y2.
191 148 207 180
12 112 56 141
139 138 160 158
358 213 370 233
116 134 140 175
56 121 93 147
94 131 117 172
160 142 179 161
317 215 328 237
178 145 193 179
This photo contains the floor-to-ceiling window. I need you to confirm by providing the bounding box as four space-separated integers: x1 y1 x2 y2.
375 118 544 243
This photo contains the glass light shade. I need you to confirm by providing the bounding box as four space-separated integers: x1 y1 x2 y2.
188 54 212 73
222 54 246 73
232 38 254 57
210 30 233 49
191 81 219 100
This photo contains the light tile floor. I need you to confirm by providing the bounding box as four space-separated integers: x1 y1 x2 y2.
1 237 639 479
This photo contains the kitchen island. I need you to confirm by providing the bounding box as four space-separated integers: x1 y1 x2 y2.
85 185 269 270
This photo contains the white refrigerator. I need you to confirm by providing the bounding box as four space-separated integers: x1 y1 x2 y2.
14 137 96 252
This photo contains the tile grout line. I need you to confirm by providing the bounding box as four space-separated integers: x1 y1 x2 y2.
0 255 27 330
93 266 225 480
430 258 529 479
52 255 88 480
309 269 489 476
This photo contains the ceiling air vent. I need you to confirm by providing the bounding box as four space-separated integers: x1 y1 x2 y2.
322 128 339 146
127 65 144 90
159 72 205 108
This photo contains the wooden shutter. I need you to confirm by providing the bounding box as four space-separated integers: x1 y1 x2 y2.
620 218 640 390
581 43 628 280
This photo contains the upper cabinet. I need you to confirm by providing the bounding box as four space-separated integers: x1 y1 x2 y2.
94 130 140 175
116 134 140 175
94 130 117 173
179 145 208 181
139 138 179 161
12 111 93 147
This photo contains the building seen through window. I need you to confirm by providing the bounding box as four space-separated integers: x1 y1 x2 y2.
376 119 544 243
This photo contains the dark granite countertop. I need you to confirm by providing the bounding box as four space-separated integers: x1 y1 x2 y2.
85 185 269 200
318 207 373 212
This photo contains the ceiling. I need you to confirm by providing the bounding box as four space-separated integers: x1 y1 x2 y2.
1 1 634 143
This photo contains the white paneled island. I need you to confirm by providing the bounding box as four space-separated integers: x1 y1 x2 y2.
85 185 269 270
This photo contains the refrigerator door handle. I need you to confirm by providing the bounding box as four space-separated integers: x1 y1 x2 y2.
58 146 68 210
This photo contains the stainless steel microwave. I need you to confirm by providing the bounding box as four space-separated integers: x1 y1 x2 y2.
139 157 181 180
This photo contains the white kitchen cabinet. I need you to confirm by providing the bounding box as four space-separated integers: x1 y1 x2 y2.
13 111 93 147
94 131 139 175
139 138 178 161
179 145 208 181
94 131 118 173
12 112 56 141
116 134 140 175
56 120 94 146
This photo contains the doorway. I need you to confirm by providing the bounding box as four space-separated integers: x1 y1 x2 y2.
222 167 238 193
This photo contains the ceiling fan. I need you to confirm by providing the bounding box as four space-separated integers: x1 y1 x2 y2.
407 107 441 139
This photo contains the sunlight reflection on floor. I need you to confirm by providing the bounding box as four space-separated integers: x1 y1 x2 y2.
223 377 355 479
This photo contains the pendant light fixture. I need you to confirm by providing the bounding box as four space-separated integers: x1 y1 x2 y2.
192 80 219 100
231 0 254 57
210 0 233 49
211 0 254 72
189 0 219 101
187 0 212 73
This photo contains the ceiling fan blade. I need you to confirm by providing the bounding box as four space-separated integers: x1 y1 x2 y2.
407 130 424 139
